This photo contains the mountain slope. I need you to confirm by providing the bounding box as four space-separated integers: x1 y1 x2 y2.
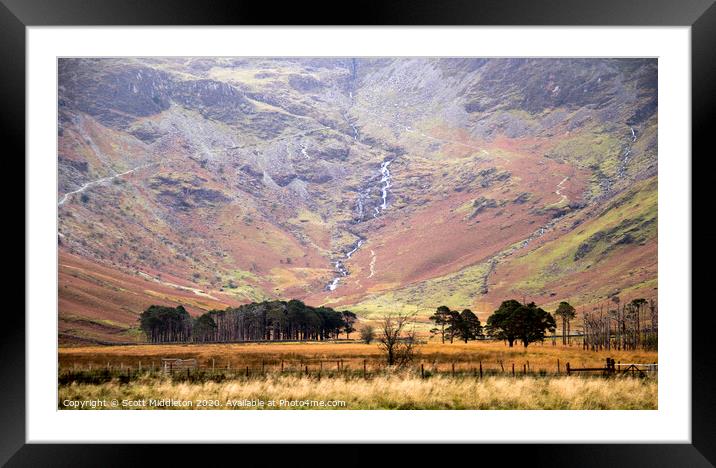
57 58 657 342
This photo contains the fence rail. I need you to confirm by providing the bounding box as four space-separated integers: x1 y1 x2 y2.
59 356 657 383
566 358 657 376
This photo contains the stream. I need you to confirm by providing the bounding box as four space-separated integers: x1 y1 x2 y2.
327 238 365 291
617 126 638 180
343 112 359 141
326 157 394 291
373 160 393 217
326 95 490 291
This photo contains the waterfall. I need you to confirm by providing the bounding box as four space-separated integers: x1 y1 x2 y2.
379 160 392 210
326 238 364 291
326 159 394 291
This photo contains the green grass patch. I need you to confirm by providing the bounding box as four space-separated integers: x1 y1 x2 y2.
509 176 656 292
349 262 492 316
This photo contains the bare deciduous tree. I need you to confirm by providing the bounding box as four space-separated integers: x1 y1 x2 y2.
377 312 419 367
359 324 375 344
582 298 657 351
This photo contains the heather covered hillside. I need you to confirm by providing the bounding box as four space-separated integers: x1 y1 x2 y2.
57 58 657 343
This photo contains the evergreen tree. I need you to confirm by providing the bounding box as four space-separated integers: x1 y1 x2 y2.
554 301 576 345
485 299 522 347
454 309 483 343
429 305 452 343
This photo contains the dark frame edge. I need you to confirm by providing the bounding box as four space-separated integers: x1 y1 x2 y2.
6 0 714 466
3 444 716 468
0 1 26 466
0 0 715 26
692 2 716 466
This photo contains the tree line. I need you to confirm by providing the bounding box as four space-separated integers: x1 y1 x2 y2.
429 297 656 350
139 296 656 352
138 300 357 344
139 305 192 343
429 306 483 344
429 300 556 348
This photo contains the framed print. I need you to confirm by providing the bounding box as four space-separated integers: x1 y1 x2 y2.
7 0 714 464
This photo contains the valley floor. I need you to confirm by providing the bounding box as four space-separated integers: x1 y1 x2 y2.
58 341 657 410
59 340 658 373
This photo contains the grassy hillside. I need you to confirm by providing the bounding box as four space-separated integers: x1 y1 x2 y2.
57 58 658 342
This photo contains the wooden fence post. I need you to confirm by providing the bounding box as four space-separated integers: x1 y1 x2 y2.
421 363 425 379
512 363 515 377
363 359 367 379
246 366 249 377
451 362 455 377
479 361 483 379
566 362 571 376
557 359 561 374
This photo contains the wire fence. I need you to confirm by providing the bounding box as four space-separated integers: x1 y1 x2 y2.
59 356 657 384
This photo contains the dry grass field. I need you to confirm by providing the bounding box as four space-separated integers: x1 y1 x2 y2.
58 373 657 410
59 340 658 374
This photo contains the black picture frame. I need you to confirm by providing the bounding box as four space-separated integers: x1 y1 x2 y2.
6 0 713 465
